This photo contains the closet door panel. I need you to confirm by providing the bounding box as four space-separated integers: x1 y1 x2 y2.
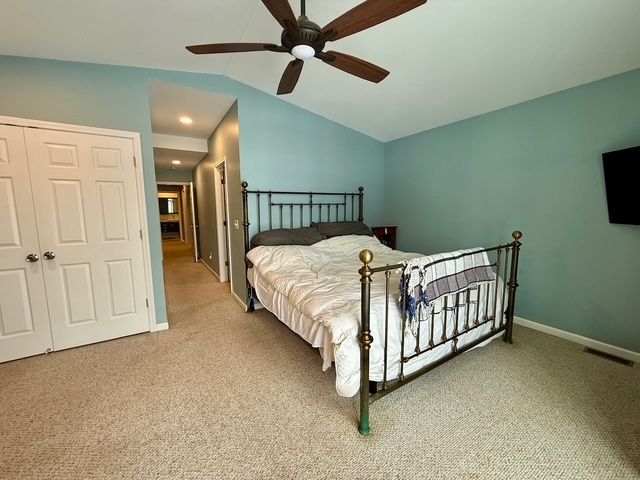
0 125 53 363
24 128 149 351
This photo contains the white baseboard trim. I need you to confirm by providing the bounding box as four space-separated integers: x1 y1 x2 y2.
151 322 169 332
231 291 247 311
199 260 220 281
514 316 639 363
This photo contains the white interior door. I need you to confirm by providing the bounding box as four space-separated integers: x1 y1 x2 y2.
181 186 191 248
214 162 230 282
0 125 53 362
182 185 194 250
24 128 150 351
189 181 199 262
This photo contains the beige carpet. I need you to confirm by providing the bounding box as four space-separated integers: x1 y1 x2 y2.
1 240 638 479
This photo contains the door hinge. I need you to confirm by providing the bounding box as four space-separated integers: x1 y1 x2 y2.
139 229 143 239
225 260 229 267
145 298 149 308
133 156 137 168
223 220 227 227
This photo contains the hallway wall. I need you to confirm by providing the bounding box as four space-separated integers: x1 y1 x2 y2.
193 102 240 287
156 169 193 183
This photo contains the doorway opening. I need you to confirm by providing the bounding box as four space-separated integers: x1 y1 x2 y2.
157 182 198 261
149 81 244 323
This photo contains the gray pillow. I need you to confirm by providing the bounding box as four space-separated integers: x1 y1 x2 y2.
313 221 373 238
250 227 325 249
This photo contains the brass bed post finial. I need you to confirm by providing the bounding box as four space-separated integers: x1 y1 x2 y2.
504 231 523 344
359 249 373 274
358 249 374 436
358 186 364 223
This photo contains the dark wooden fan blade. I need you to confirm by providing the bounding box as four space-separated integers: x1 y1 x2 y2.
277 59 304 95
262 0 299 31
319 51 389 83
186 43 285 54
322 0 427 41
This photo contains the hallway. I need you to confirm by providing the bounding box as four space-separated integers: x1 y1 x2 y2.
162 239 230 330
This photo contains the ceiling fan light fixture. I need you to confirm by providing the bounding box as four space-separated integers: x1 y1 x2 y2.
185 0 429 94
291 44 315 60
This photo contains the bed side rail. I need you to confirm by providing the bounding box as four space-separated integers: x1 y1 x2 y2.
357 231 522 435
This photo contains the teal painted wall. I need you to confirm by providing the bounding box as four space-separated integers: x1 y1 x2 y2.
156 169 193 183
384 69 640 351
0 55 385 324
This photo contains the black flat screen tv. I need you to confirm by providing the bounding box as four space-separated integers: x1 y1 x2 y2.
602 145 639 225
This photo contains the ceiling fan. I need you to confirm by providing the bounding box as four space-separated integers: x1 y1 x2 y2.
186 0 427 95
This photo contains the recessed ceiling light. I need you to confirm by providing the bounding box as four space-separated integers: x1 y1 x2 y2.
179 116 193 125
171 160 181 165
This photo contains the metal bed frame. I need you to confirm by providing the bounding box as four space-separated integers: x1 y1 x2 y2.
241 181 365 312
241 182 522 435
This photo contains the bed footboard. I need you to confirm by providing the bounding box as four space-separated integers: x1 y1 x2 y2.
357 231 523 435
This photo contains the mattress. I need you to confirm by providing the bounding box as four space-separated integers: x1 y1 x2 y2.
247 235 503 397
247 266 334 369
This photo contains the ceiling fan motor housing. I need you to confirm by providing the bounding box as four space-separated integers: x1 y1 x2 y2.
281 15 325 53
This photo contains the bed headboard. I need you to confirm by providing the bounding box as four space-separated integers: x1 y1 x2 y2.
241 182 364 256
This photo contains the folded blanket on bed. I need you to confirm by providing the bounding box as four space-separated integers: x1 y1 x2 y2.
401 248 495 332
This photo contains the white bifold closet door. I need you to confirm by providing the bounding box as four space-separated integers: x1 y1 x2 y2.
0 125 54 362
0 125 150 362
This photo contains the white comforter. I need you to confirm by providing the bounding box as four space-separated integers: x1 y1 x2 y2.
247 235 503 397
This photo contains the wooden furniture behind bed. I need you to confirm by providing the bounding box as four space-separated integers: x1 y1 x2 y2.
371 226 397 249
241 181 522 435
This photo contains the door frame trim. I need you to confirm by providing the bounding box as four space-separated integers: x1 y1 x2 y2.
213 155 233 285
0 115 158 332
213 157 230 283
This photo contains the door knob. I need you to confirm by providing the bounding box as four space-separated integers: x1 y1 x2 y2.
26 253 40 263
43 251 56 260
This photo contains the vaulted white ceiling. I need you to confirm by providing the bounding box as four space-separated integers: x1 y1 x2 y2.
1 0 640 141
